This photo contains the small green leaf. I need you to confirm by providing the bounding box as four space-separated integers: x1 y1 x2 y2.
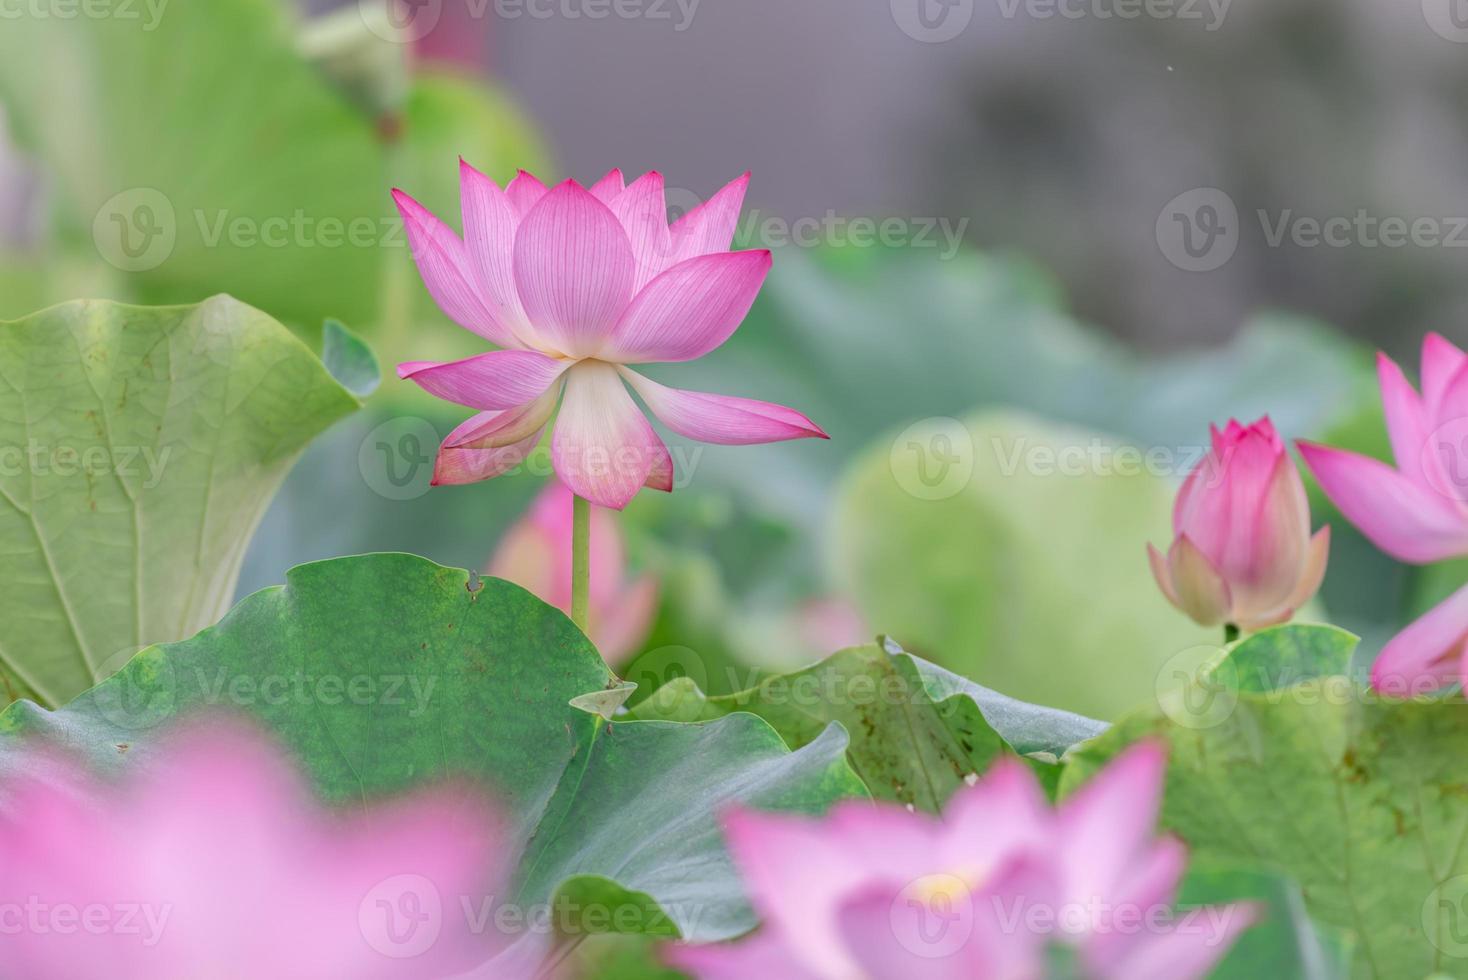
1222 624 1359 693
570 680 638 721
321 318 381 398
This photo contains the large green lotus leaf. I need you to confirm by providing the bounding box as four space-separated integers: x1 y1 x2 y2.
831 409 1216 720
1179 866 1352 980
0 0 547 342
1060 626 1462 979
628 639 1105 811
0 553 866 960
0 296 365 707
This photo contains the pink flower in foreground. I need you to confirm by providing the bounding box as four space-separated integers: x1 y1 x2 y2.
394 164 828 509
1148 417 1330 632
667 744 1253 980
489 479 657 664
0 720 510 980
1299 334 1468 695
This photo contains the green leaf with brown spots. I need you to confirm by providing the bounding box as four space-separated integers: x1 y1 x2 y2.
629 640 1104 811
1060 626 1460 980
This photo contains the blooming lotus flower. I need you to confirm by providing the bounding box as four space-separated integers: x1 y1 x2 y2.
0 719 511 979
1148 417 1330 632
1299 334 1468 694
394 164 827 509
1298 335 1468 563
489 479 657 664
667 744 1253 980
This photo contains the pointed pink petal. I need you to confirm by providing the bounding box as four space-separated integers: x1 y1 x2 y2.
1297 442 1468 563
444 382 561 449
513 180 636 358
608 171 673 291
433 420 545 487
939 756 1050 872
392 188 513 347
505 169 549 217
644 438 675 492
1372 581 1468 696
1226 453 1311 620
1378 352 1437 490
669 172 751 265
1058 741 1167 908
1095 904 1256 980
589 168 625 204
620 368 827 445
459 158 538 349
397 350 568 410
551 362 667 509
1237 525 1331 631
600 250 772 364
1423 358 1468 498
1423 332 1468 409
1167 535 1233 627
1148 543 1181 608
1174 421 1285 575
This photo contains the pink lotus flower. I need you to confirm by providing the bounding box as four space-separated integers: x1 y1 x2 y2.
489 479 657 664
1299 335 1468 563
1148 417 1330 632
1299 334 1468 695
0 719 511 980
394 164 828 509
667 744 1253 980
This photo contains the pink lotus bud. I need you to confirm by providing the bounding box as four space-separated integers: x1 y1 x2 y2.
489 479 658 665
1148 418 1330 632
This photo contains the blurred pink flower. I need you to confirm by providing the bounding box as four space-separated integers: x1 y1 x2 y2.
0 719 511 980
1148 417 1329 631
1300 334 1468 694
394 164 827 509
489 479 657 664
666 744 1253 980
